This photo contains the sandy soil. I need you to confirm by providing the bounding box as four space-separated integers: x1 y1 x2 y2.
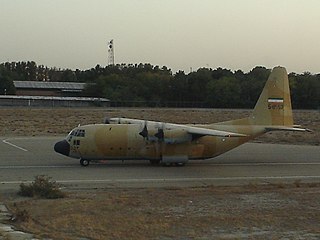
4 183 320 240
0 107 318 145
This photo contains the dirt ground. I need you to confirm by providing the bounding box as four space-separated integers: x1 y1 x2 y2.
0 107 319 145
4 183 320 240
0 107 319 239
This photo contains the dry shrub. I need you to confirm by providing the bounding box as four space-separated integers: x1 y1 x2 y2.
294 179 302 188
13 208 30 222
18 175 65 199
269 182 286 189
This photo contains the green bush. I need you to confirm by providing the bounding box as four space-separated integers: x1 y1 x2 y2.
18 175 65 199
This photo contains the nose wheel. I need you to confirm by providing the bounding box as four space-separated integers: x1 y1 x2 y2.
80 159 90 167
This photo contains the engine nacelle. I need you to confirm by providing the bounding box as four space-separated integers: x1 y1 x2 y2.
162 129 191 144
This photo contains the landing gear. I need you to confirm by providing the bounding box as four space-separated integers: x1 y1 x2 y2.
162 162 186 167
149 159 161 165
174 162 186 167
80 159 90 167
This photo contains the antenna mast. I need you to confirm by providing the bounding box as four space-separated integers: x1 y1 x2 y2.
108 39 114 66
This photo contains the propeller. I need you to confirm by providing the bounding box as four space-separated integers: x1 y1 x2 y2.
103 117 110 124
154 128 164 141
139 121 149 139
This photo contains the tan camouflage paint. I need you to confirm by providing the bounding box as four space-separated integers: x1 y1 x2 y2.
251 66 293 126
62 67 305 163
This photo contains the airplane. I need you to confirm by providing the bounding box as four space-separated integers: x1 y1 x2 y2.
54 66 310 166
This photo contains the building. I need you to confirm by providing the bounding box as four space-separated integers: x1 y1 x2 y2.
14 81 86 97
0 81 110 107
0 95 110 107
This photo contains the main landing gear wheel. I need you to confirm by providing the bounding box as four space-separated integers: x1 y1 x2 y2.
149 159 161 165
174 162 186 167
162 162 186 167
80 159 90 167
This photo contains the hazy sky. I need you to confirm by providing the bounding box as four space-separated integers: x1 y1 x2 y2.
1 0 320 73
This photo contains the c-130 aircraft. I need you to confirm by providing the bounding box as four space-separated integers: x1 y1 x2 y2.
54 67 310 166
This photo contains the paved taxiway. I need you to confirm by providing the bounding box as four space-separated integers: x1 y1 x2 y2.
0 136 319 190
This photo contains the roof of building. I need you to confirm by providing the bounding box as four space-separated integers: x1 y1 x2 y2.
0 95 109 102
13 81 86 90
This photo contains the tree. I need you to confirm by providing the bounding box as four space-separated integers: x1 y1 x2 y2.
0 60 319 109
169 71 188 102
206 76 241 108
293 73 320 109
187 68 213 102
26 61 37 81
61 69 77 82
0 66 16 95
240 66 270 108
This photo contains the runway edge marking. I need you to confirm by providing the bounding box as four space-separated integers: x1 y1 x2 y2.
2 139 28 152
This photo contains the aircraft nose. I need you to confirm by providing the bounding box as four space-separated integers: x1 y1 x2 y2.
54 140 70 156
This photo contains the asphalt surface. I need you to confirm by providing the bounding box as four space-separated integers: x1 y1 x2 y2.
0 136 319 191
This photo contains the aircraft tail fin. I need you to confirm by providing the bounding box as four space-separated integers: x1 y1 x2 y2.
215 66 310 133
250 66 293 126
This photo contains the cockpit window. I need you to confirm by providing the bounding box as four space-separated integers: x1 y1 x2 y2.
68 129 85 139
78 129 85 137
69 130 76 136
73 129 86 137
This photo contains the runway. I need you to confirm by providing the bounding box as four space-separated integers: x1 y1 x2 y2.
0 136 319 191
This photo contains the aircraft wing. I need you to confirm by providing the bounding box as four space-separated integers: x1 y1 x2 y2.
109 117 247 138
186 126 247 138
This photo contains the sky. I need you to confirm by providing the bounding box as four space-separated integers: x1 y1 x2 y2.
1 0 320 74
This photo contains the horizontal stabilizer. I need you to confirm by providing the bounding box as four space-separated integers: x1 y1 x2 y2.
265 126 312 132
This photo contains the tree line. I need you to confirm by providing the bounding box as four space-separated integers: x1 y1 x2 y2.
0 61 319 109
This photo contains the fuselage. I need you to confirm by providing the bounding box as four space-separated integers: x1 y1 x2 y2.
54 122 266 163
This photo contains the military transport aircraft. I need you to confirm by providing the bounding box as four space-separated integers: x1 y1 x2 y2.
54 67 310 166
